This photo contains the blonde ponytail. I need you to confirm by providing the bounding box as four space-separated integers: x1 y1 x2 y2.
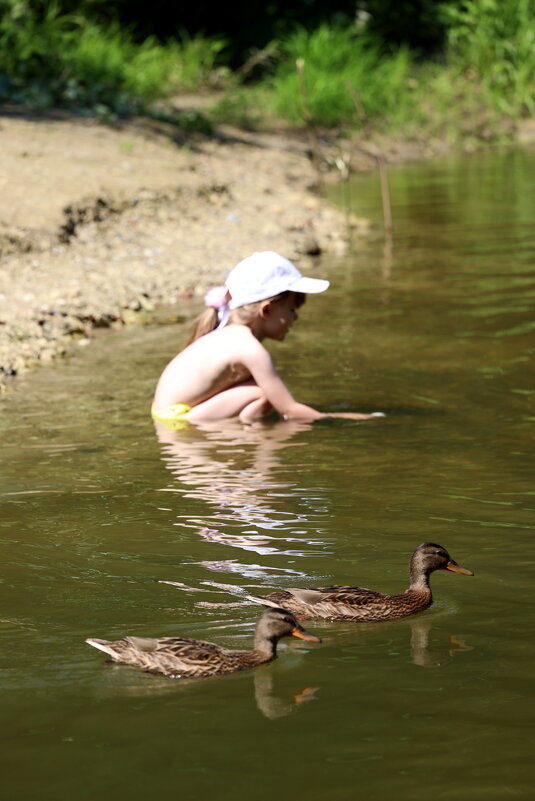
181 307 220 349
181 285 230 350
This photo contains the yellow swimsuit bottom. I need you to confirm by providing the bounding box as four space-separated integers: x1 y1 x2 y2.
151 402 191 430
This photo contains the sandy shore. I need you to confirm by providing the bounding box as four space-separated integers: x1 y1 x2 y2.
0 109 374 394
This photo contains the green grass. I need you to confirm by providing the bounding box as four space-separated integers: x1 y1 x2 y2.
268 25 415 128
207 8 534 144
443 0 535 117
209 86 269 130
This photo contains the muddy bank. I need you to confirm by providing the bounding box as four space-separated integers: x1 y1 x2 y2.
0 110 376 394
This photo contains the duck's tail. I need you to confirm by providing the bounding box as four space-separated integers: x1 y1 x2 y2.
243 594 279 608
85 638 117 658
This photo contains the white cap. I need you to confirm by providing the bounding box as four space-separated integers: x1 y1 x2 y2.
226 251 329 309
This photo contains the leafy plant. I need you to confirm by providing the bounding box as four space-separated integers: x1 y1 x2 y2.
441 0 535 116
269 24 416 127
0 1 227 113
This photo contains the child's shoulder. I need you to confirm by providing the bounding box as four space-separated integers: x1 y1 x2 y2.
218 324 259 342
232 324 260 337
193 323 264 354
221 324 266 353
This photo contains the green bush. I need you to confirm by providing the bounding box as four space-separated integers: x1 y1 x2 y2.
0 0 532 142
442 0 535 116
0 0 226 113
268 24 416 128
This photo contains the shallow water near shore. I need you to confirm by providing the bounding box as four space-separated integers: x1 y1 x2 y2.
1 146 534 800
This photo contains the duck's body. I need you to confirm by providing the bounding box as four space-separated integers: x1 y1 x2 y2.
249 543 473 622
86 608 320 678
257 586 434 622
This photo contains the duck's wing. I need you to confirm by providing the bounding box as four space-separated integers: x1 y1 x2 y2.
314 585 386 601
285 585 386 609
126 635 221 656
252 584 385 613
120 636 234 677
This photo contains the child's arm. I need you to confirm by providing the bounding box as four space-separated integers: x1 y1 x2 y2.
247 351 322 420
243 341 381 422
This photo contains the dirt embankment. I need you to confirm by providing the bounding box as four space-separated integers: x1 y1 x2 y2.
0 109 377 394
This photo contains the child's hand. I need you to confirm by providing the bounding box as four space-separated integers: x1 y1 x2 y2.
326 411 385 421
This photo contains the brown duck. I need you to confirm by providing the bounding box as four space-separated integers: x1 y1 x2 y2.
248 543 473 622
85 607 321 678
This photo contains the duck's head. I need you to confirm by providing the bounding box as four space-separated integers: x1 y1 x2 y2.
411 542 474 579
254 607 321 650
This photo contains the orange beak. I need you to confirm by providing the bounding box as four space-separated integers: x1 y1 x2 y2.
445 560 474 576
291 625 322 643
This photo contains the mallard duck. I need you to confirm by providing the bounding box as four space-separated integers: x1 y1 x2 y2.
247 543 473 622
85 607 321 678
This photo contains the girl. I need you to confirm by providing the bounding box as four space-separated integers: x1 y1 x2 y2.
152 251 383 427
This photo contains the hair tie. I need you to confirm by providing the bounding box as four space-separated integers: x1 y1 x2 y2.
204 286 229 309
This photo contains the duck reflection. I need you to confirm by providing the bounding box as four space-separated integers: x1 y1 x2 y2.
312 616 474 669
254 669 319 720
91 649 319 720
155 419 332 562
93 662 319 719
408 619 473 667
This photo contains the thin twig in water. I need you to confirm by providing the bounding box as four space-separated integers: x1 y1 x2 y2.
346 82 393 242
296 58 323 184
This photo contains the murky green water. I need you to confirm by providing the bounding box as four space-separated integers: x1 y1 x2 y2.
1 147 534 801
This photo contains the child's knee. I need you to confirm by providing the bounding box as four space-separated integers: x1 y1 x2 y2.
239 394 271 423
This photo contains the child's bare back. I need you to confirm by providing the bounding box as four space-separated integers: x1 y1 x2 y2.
153 324 269 409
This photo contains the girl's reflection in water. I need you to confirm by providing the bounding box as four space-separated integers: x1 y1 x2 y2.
155 419 334 564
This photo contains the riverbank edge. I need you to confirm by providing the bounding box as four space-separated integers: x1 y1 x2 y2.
1 110 533 396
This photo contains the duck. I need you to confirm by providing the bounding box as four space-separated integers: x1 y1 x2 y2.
247 543 473 622
85 607 321 678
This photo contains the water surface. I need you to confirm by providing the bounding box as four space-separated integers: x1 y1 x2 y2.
1 146 534 801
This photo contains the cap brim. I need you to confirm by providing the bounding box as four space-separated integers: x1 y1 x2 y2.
289 277 330 294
